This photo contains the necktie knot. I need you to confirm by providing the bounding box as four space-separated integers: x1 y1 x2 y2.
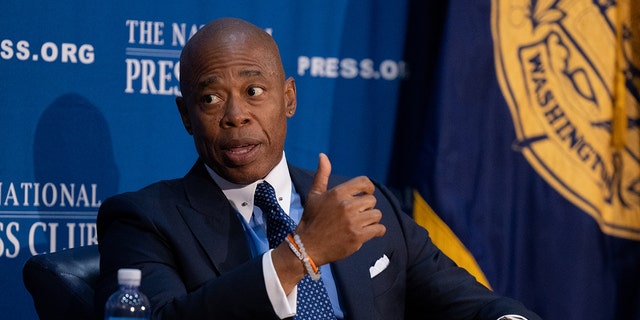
254 181 280 211
254 181 296 248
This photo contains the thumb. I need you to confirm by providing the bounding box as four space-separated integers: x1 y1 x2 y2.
309 153 331 195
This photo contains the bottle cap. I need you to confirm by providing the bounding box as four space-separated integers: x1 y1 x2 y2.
117 268 141 286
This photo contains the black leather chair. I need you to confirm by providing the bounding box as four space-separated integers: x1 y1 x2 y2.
23 245 100 320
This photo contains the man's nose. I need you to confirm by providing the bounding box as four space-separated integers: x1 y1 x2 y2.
221 94 250 127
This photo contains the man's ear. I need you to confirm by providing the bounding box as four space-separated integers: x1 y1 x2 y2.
176 97 193 135
284 77 297 118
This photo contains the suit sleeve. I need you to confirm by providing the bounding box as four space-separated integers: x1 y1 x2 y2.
375 183 542 320
94 193 281 320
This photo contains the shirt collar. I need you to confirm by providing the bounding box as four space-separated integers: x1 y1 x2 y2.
205 152 292 223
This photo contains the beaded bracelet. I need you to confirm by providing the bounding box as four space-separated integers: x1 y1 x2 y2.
285 233 321 281
285 234 304 259
294 234 321 280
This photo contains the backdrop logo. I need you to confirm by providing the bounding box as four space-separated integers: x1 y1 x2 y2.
0 181 99 258
124 20 203 96
297 56 407 80
492 0 640 239
1 39 94 64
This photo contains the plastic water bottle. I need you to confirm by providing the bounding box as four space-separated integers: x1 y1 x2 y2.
104 268 151 320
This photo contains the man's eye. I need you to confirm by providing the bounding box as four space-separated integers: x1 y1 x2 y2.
203 95 221 104
247 87 264 97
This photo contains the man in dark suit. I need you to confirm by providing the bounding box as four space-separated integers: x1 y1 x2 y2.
95 17 541 319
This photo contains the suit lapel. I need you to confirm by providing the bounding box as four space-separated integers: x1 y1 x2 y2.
178 161 252 274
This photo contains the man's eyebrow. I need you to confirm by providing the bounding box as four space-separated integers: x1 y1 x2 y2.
198 76 220 89
197 69 265 89
238 69 264 78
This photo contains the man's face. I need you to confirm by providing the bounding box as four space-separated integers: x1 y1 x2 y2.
177 34 296 184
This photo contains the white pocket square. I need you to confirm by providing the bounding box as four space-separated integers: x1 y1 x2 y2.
369 254 390 278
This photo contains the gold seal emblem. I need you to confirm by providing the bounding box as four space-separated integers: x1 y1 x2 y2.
492 0 640 239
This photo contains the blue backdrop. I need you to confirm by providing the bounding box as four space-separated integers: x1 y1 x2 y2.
0 1 407 318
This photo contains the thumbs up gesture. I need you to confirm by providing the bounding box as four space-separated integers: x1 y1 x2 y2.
296 153 386 266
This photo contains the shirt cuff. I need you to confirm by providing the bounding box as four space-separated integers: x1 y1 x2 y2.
263 249 297 319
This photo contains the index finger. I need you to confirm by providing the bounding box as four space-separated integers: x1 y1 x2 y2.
334 176 376 197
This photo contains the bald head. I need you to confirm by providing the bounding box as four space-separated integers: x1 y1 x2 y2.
179 18 285 98
175 17 297 184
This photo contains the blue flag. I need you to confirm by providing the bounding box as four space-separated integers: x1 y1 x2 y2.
389 0 640 318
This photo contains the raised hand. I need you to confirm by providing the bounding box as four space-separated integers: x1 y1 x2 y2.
296 153 386 266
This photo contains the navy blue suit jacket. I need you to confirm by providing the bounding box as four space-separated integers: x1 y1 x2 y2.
95 160 540 319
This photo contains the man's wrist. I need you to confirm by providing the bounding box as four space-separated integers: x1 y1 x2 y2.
285 233 322 281
271 242 306 294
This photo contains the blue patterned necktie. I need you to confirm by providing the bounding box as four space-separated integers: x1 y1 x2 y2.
254 181 336 320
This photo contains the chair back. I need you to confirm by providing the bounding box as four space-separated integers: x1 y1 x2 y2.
23 245 100 320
